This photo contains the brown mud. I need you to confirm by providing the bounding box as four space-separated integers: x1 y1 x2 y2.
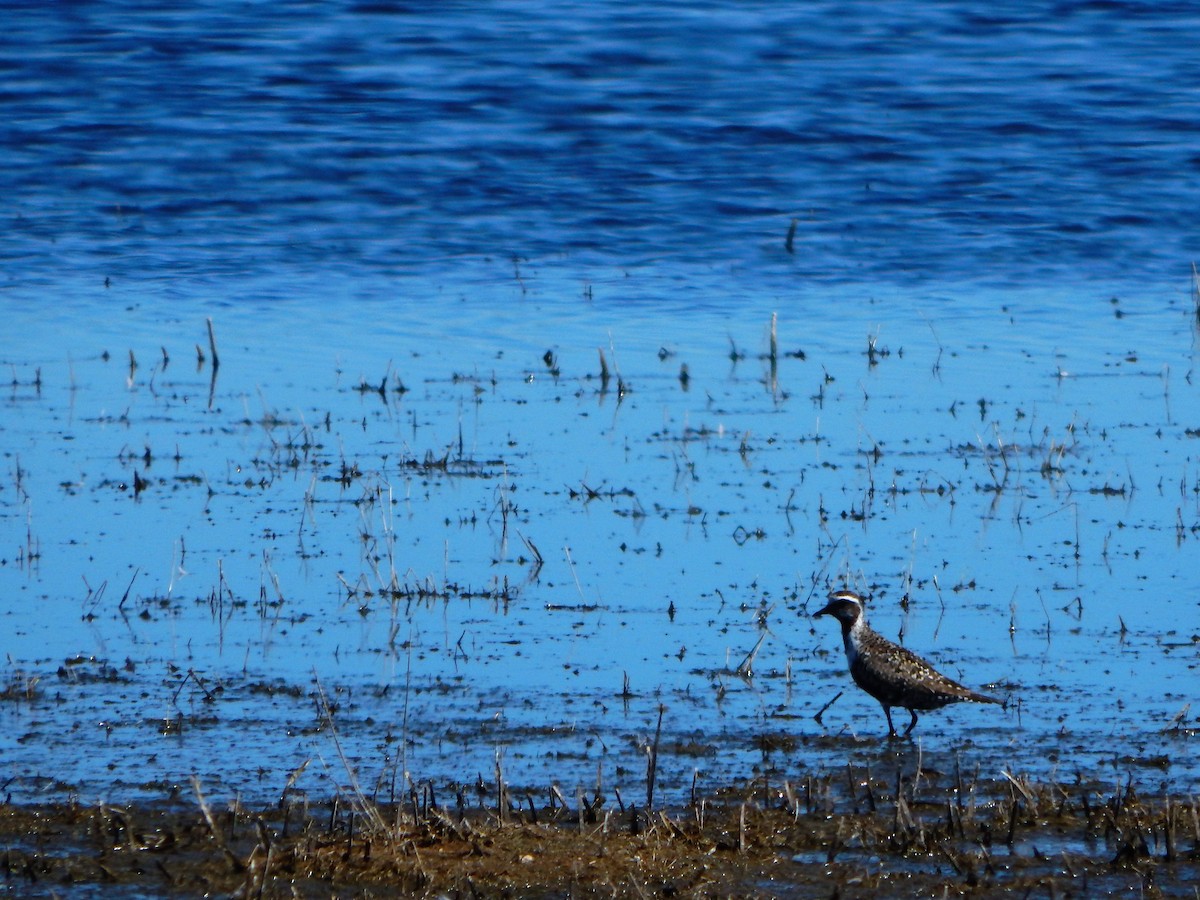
4 768 1198 898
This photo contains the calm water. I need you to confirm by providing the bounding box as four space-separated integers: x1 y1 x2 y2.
2 1 1199 812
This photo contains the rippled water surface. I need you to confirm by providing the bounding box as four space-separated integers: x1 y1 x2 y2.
1 0 1199 813
4 0 1200 287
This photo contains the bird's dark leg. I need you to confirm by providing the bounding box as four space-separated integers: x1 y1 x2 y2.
882 704 898 738
903 708 919 737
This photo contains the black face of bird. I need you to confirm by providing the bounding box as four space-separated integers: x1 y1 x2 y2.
813 590 864 626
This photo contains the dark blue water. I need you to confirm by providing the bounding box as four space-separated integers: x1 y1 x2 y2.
3 0 1199 292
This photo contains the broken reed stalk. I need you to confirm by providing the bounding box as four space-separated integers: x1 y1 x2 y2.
646 704 665 812
191 775 246 873
813 690 842 726
495 754 506 825
734 633 766 679
117 567 139 611
550 784 571 815
248 817 274 897
1164 795 1176 862
312 673 388 834
206 317 220 371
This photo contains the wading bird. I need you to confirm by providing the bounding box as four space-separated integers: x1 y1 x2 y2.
814 589 1002 737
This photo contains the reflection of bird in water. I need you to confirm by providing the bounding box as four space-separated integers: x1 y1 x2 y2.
814 589 1002 737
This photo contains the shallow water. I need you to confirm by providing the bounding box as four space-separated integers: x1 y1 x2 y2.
2 0 1199 814
3 271 1198 809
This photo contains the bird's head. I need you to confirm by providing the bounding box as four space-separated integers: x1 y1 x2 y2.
814 589 866 626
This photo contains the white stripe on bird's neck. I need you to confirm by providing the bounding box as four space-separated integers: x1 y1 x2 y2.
843 613 866 667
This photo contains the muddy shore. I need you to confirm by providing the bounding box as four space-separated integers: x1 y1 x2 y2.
4 765 1198 898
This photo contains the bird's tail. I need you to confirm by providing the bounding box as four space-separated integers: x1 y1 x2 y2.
968 689 1004 706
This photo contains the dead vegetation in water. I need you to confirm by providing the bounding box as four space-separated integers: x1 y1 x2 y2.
7 314 1200 897
2 769 1199 898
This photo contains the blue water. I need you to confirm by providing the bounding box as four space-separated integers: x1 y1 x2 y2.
3 0 1199 292
2 0 1199 817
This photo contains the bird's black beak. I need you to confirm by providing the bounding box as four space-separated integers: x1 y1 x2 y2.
813 601 834 618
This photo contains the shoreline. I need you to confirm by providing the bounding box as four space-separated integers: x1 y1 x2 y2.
4 766 1197 897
